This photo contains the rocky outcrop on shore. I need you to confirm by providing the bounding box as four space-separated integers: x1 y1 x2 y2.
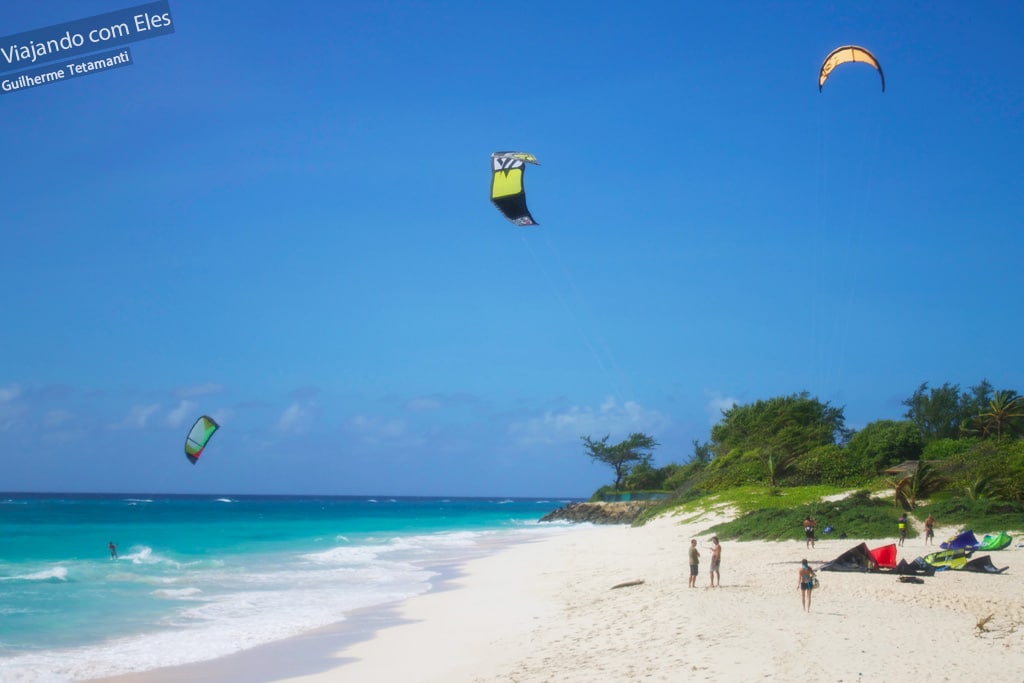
539 501 657 525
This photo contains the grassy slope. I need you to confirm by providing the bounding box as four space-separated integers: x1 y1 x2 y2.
638 485 1024 542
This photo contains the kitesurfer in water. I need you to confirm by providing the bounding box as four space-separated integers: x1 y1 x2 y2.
108 541 118 559
798 559 816 612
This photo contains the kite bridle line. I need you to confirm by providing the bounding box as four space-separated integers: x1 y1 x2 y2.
814 75 887 407
517 229 634 406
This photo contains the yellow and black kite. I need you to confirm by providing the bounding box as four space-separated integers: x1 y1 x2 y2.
819 45 884 92
490 152 540 226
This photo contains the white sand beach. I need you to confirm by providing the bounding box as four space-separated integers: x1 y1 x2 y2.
97 512 1024 683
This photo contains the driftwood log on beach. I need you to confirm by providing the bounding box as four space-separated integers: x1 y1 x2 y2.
538 501 657 525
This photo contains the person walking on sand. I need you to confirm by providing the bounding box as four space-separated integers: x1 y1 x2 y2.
798 559 816 612
897 513 908 546
688 539 700 588
924 513 935 545
803 516 816 549
709 536 721 587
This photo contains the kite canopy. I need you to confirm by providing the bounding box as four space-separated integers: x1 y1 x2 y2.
963 555 1009 574
868 543 897 570
185 415 220 465
923 549 1008 573
979 531 1012 551
896 558 935 577
923 548 971 570
820 543 877 572
820 543 901 573
940 530 980 551
819 45 885 92
490 151 540 226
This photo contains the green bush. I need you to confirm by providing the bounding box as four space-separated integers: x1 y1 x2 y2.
918 498 1024 533
790 444 873 486
706 490 906 541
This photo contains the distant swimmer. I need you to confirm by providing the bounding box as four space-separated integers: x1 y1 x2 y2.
108 541 118 559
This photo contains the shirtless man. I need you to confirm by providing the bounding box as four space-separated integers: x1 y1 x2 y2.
709 536 721 587
803 516 816 549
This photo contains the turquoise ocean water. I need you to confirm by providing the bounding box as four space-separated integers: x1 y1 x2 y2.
0 494 572 682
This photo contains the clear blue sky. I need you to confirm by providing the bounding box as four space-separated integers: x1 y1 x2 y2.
2 1 1022 497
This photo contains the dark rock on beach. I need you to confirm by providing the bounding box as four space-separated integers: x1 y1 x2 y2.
539 501 657 525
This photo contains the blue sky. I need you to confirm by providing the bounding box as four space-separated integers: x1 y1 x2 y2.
1 1 1022 497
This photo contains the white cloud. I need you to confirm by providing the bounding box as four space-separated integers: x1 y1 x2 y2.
508 397 670 446
0 384 22 402
165 400 198 428
276 402 314 434
111 404 160 430
705 392 738 425
348 414 408 443
43 410 75 428
405 397 442 412
0 384 25 431
174 383 224 399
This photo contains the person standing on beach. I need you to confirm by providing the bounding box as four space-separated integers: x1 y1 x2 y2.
798 559 815 612
709 537 721 587
924 513 935 545
897 513 908 546
803 516 816 549
688 539 700 588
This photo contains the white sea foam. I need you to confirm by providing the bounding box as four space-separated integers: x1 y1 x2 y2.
0 556 436 682
122 546 182 568
0 566 68 582
151 587 203 599
0 497 571 682
215 498 234 503
301 544 381 565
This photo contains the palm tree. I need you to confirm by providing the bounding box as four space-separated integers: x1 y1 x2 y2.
974 391 1024 442
890 461 942 509
890 475 913 509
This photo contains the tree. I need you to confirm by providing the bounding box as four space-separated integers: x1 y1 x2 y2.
710 392 847 458
902 382 965 442
889 461 942 510
902 380 1000 443
581 432 659 490
708 393 846 488
691 440 713 465
846 420 923 472
973 390 1024 442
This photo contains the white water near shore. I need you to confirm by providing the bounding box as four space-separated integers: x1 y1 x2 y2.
100 510 1024 683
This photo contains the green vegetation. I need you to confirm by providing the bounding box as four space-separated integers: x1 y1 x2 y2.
917 498 1024 534
707 491 900 542
580 433 659 490
581 379 1024 534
